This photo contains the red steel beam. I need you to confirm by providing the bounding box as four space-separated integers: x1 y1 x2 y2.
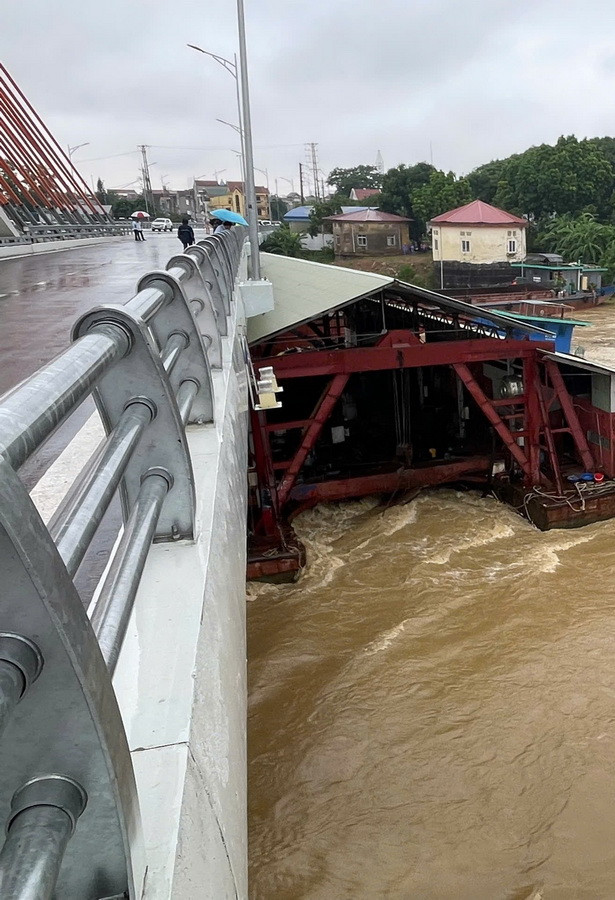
536 377 565 494
289 456 491 505
0 65 103 218
544 360 594 470
265 419 310 432
259 337 551 380
523 355 542 484
276 373 349 507
250 407 279 535
453 363 531 476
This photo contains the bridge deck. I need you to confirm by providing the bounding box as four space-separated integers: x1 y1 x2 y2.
0 233 187 487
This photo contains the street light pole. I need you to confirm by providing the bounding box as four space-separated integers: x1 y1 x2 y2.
236 0 260 279
67 142 90 161
187 44 245 202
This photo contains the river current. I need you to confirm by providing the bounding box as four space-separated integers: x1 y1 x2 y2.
248 305 615 899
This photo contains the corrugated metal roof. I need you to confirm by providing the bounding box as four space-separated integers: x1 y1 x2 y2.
250 256 550 344
351 188 381 200
283 206 313 220
248 254 393 343
326 209 411 223
431 199 527 227
539 350 615 376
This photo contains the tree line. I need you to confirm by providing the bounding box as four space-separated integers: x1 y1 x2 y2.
313 135 615 277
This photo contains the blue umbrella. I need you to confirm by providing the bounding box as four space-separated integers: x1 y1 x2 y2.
213 208 248 226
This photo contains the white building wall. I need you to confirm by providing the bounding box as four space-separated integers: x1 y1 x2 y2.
431 224 527 264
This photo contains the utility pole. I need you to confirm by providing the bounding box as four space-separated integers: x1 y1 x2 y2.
237 0 260 279
139 145 154 215
299 163 305 204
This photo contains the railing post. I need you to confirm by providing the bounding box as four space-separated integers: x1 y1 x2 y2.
0 776 87 900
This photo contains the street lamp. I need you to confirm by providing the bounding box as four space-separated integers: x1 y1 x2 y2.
217 119 245 183
278 175 295 196
188 43 245 182
67 142 90 161
188 0 260 278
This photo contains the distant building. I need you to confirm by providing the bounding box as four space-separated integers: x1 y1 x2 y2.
430 199 527 288
197 181 270 221
284 192 302 209
283 205 314 233
325 209 411 256
349 187 381 202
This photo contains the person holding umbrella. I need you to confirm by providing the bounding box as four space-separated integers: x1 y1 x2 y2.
131 211 147 242
210 217 226 235
211 209 249 232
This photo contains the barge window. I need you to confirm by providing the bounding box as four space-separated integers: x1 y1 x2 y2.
357 234 368 247
387 235 397 247
461 239 470 253
508 239 517 253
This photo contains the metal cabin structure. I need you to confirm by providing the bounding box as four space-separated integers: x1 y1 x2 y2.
247 255 615 579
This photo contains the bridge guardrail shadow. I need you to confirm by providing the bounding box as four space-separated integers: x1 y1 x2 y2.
0 226 246 897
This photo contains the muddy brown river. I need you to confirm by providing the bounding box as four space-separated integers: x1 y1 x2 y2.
248 305 615 899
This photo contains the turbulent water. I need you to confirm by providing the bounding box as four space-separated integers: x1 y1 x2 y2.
248 305 615 899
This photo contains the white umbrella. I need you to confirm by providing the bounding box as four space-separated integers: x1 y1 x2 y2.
130 210 150 219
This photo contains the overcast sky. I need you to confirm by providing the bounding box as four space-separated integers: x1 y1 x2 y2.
3 0 615 195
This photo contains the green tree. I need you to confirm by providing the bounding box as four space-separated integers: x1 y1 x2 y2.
270 195 288 221
260 224 303 257
412 171 472 225
494 136 614 222
108 193 146 219
377 162 436 239
539 212 615 262
308 198 344 236
467 159 509 204
327 165 382 197
95 177 106 204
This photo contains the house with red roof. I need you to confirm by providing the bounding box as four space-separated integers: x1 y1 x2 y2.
325 208 411 257
430 200 527 288
349 187 381 202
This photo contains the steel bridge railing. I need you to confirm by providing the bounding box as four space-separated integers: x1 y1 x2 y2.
0 225 246 899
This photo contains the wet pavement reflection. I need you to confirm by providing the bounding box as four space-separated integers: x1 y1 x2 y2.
0 232 183 601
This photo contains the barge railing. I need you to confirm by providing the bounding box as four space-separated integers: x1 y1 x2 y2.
0 226 246 898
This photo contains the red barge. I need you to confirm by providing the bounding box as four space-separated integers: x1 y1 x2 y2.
247 255 615 580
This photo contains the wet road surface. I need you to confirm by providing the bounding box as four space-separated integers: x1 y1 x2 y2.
0 232 186 600
0 232 185 486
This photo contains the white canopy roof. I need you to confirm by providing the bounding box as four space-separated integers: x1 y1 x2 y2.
248 254 393 344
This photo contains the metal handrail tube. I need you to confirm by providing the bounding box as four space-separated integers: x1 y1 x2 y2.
160 332 188 374
0 324 130 472
90 472 169 674
175 380 199 425
49 402 153 578
0 806 73 900
0 776 86 900
125 285 170 324
0 662 23 743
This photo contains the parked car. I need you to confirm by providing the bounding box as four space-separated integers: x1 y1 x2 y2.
151 218 173 232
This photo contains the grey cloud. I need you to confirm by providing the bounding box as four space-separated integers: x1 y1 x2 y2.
2 0 615 189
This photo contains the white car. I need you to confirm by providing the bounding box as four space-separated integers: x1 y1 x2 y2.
151 217 173 232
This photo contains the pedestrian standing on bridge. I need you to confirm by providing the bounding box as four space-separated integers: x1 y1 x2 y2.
132 218 145 242
211 217 226 235
177 218 195 250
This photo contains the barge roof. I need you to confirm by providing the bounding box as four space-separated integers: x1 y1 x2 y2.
252 254 554 344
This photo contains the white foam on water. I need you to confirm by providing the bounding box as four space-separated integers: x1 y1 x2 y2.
425 520 516 565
